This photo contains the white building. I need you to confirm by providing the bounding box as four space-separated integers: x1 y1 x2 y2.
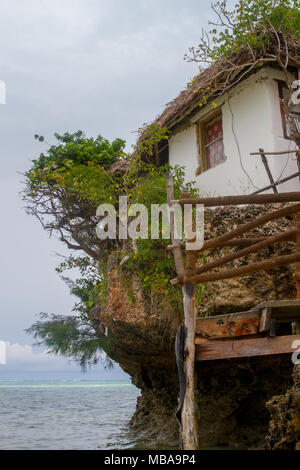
153 55 300 196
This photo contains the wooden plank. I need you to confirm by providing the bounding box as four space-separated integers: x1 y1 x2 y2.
252 300 300 322
259 308 272 333
195 311 261 340
195 335 300 362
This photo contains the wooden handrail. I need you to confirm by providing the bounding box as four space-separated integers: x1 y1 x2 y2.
194 230 297 275
171 192 300 207
196 203 300 253
188 252 300 285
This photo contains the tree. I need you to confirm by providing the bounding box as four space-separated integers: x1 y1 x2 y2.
185 0 300 149
23 130 190 368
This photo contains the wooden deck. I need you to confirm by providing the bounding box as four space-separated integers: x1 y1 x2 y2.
195 300 300 362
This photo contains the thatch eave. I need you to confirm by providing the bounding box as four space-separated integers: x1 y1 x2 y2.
153 37 300 134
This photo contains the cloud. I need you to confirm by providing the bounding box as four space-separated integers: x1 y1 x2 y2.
0 343 131 384
0 342 128 381
1 342 83 371
0 0 214 351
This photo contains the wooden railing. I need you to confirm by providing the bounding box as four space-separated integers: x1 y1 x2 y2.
167 175 300 450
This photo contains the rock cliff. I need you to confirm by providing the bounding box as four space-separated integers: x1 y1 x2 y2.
98 204 299 449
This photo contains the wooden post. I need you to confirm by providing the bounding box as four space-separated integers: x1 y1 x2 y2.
258 148 278 194
180 190 199 450
167 174 185 282
167 175 198 450
295 213 300 334
181 281 198 450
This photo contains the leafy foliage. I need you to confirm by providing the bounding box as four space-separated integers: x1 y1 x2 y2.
135 122 169 158
23 128 198 366
26 312 113 371
186 0 300 65
185 1 300 146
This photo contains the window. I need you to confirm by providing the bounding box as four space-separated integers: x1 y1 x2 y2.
278 81 300 140
204 114 225 169
197 113 226 174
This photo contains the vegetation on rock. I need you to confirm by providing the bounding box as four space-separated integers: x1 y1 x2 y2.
23 130 197 368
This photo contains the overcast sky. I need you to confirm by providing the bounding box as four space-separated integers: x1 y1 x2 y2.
0 0 216 379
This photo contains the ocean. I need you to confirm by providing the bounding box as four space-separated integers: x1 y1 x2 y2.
0 380 146 450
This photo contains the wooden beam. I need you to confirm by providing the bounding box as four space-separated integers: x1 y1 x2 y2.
195 311 261 341
259 148 278 194
250 150 299 156
171 192 300 207
251 171 300 195
189 252 300 285
195 335 300 361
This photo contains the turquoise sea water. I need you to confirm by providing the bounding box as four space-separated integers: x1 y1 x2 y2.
0 380 143 450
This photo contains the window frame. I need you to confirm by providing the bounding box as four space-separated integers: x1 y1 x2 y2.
197 111 226 174
277 80 300 141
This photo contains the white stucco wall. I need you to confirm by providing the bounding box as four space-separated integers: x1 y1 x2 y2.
168 67 299 196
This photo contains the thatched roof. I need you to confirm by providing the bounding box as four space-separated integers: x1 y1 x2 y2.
109 158 130 174
154 37 300 132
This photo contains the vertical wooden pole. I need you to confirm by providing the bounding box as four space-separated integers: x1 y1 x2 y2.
167 176 198 450
259 148 278 194
295 213 300 334
181 190 198 450
167 174 185 282
181 281 199 450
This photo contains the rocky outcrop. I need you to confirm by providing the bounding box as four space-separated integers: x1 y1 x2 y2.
265 364 300 450
100 253 180 448
98 204 299 449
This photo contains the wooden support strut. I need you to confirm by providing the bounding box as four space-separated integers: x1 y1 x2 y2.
251 171 300 195
258 148 278 194
167 175 198 450
294 213 300 334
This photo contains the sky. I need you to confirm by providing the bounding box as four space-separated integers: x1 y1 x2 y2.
0 0 215 380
